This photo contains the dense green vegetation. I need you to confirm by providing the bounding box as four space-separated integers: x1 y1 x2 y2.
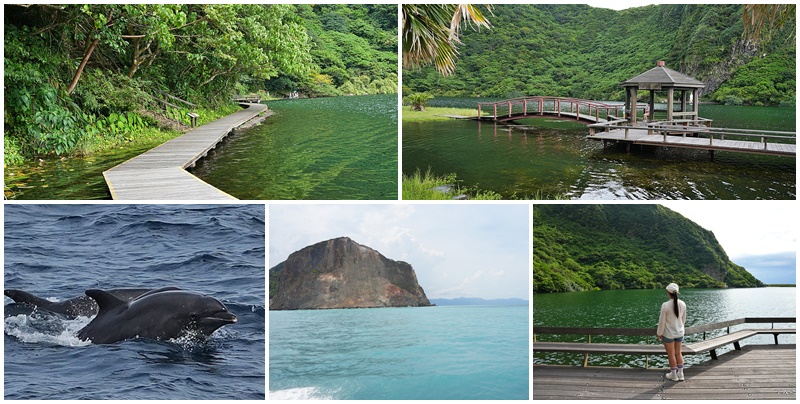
4 4 397 165
533 205 765 293
402 169 502 200
404 4 795 106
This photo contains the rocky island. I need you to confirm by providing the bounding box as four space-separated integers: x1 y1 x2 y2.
269 237 432 310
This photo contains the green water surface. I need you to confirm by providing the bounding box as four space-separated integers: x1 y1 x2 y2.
192 94 398 200
404 99 795 200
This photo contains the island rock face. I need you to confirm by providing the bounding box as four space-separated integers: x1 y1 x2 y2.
269 237 431 310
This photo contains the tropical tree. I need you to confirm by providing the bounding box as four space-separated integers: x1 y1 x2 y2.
404 92 434 111
402 4 491 76
742 4 796 42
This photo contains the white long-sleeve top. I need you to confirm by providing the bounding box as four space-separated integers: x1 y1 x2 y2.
657 299 687 339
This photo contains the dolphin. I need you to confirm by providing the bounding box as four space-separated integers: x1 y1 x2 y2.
4 288 164 318
76 287 237 344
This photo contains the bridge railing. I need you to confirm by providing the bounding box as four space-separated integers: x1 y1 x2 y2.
478 96 620 123
533 317 796 342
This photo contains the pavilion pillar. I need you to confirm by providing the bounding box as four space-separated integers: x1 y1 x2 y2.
692 88 700 124
666 88 674 121
680 90 687 113
648 91 655 122
630 87 638 124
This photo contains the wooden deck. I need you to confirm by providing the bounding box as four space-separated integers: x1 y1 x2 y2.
533 345 796 400
589 127 796 157
103 103 268 200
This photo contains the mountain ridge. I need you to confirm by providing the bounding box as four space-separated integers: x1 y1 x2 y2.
533 205 765 293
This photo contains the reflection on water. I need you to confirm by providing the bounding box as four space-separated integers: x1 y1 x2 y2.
404 100 795 200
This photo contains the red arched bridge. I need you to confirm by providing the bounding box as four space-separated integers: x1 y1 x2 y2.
477 96 622 124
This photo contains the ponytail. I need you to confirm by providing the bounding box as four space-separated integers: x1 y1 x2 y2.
669 291 679 317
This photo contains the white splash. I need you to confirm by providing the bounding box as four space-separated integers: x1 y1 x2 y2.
4 313 92 347
269 387 335 400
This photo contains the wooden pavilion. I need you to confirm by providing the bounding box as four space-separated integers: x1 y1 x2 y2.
621 61 705 124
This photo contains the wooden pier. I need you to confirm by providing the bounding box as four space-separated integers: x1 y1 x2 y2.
533 345 795 399
103 103 268 200
588 122 796 158
533 318 796 399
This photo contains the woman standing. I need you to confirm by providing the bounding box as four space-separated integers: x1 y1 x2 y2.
657 283 687 381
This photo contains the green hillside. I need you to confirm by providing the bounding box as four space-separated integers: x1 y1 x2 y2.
403 4 795 106
533 204 765 293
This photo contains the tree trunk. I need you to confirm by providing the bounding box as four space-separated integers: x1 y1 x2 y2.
66 37 99 95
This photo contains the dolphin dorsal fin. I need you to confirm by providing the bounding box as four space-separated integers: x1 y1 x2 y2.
4 289 50 307
85 290 127 314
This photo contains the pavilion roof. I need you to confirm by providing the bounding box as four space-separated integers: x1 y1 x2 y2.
621 63 705 89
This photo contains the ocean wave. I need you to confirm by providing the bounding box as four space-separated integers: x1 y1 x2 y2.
269 387 336 400
4 313 91 347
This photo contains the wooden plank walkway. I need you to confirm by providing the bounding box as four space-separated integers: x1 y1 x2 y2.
533 345 796 400
103 103 269 200
589 128 796 157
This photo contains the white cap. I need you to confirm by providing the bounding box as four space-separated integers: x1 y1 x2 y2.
666 283 679 293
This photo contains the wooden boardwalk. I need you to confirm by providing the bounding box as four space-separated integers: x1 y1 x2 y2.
533 345 796 400
103 103 268 200
588 127 796 157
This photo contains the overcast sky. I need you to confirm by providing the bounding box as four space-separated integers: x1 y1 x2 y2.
269 204 530 300
660 201 796 285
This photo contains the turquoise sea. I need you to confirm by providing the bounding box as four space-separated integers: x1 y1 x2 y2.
269 305 529 400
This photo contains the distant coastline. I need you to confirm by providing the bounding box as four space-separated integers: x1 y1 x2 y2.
429 297 529 306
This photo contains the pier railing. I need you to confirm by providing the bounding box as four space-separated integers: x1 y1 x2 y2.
533 317 795 368
588 120 796 149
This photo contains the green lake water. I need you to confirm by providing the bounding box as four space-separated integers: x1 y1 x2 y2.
533 288 796 368
403 98 795 200
192 94 398 200
4 145 153 200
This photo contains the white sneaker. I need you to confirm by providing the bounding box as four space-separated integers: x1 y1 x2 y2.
677 368 685 381
665 371 679 382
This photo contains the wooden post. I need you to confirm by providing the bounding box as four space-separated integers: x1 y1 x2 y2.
648 91 655 122
523 99 527 115
667 88 674 121
478 104 482 117
693 88 700 124
493 104 497 120
680 90 687 113
630 88 638 124
557 99 561 117
507 101 512 118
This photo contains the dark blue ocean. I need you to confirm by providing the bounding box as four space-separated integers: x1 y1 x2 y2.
4 204 265 399
269 305 530 400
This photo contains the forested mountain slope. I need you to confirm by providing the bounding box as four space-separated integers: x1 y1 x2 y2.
404 4 795 106
533 205 765 293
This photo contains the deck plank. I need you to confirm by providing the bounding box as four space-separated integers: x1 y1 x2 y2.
533 345 795 400
103 103 268 200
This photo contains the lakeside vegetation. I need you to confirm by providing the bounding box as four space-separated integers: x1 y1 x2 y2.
4 5 397 166
533 205 765 293
401 106 482 122
403 4 795 106
402 169 501 200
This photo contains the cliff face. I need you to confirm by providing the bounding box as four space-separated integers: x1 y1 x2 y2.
269 237 431 310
